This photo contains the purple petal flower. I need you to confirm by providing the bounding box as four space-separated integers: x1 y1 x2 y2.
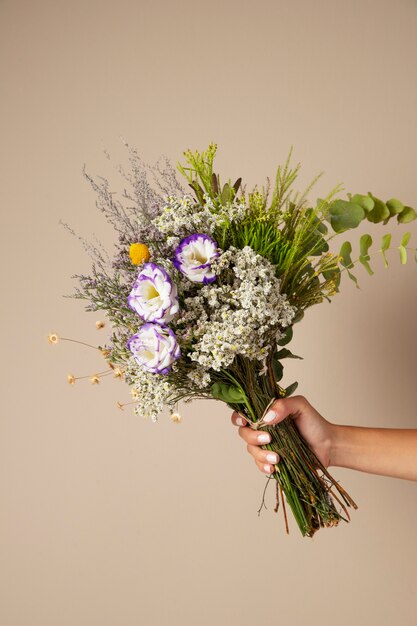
127 323 181 374
128 262 180 323
173 234 219 283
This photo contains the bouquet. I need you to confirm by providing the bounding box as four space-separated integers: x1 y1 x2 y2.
51 141 416 537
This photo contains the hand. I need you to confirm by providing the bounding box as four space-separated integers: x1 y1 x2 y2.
231 395 336 474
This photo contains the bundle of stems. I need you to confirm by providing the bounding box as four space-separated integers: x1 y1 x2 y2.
259 417 357 536
225 355 358 537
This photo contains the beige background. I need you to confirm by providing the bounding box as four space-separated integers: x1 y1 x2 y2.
1 1 417 625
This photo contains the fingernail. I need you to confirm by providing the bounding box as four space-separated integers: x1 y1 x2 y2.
236 416 246 426
266 453 278 464
258 433 271 444
263 410 276 423
263 464 273 473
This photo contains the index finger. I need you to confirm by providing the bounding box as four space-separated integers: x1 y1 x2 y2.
231 411 248 427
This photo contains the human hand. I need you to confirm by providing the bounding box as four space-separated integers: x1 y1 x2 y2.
231 396 336 474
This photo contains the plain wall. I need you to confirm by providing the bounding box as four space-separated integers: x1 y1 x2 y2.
1 1 417 625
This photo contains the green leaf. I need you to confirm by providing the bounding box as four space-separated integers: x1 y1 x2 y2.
212 173 219 195
347 269 360 289
399 245 407 265
211 382 246 404
276 348 303 360
233 177 242 193
401 232 411 247
293 310 305 324
350 194 374 213
359 234 374 275
220 183 231 204
284 381 298 397
381 233 391 268
359 255 374 275
397 206 417 224
386 198 404 216
366 195 390 223
277 326 293 346
360 234 372 257
271 358 284 382
328 200 365 233
339 241 354 268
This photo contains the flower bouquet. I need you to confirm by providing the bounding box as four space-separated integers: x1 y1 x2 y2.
53 141 416 537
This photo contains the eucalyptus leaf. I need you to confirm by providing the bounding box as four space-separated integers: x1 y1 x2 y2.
366 195 390 223
339 241 354 268
360 234 372 257
386 198 404 216
350 194 374 213
359 255 374 275
401 232 411 247
381 233 391 268
348 269 360 289
328 200 365 233
397 206 417 224
359 234 374 274
399 245 407 265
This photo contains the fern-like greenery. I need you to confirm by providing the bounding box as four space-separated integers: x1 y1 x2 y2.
177 143 417 312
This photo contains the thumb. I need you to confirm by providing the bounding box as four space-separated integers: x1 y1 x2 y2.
262 395 309 425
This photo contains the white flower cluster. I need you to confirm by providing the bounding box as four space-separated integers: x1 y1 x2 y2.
176 246 297 372
154 194 217 236
186 365 212 388
124 356 177 422
153 193 247 239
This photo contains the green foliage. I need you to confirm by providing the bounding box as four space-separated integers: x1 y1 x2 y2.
338 230 416 283
176 144 417 311
381 233 391 268
277 326 293 346
275 348 303 360
359 234 374 276
284 381 298 397
366 195 390 223
211 382 246 404
386 198 404 216
350 194 375 213
327 199 365 233
398 206 417 223
329 192 416 232
339 241 354 269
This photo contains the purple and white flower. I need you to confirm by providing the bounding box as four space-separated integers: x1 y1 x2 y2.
173 234 219 284
127 323 181 375
128 262 179 323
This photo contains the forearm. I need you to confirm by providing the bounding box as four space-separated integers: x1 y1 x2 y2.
329 424 417 481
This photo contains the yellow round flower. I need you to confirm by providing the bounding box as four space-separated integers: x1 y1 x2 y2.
129 243 151 265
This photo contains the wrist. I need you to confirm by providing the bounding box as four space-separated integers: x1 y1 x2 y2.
328 423 351 468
